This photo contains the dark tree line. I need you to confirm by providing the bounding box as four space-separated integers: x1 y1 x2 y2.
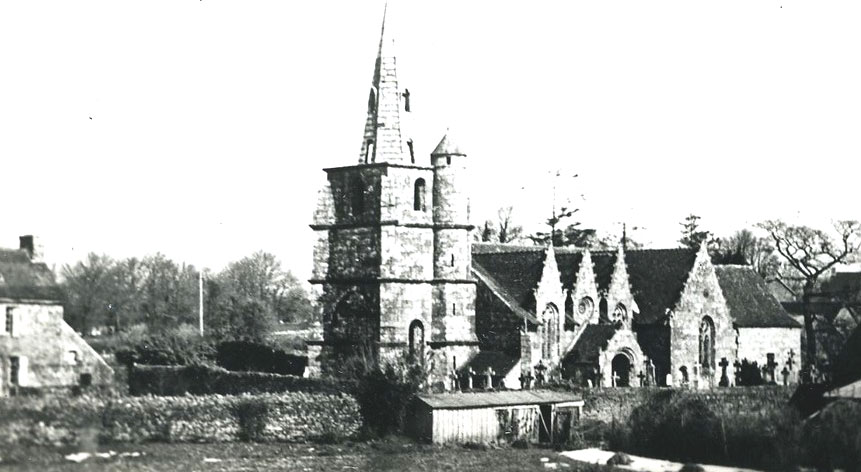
61 251 314 342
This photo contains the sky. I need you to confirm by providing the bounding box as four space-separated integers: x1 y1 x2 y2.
1 0 860 281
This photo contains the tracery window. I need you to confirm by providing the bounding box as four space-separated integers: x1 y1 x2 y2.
699 316 716 373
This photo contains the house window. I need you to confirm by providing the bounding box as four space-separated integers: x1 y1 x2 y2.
4 307 13 335
80 373 92 387
67 350 80 365
10 356 20 386
699 316 716 373
414 178 426 211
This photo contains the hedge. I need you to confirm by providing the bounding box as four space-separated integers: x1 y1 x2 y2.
0 392 361 447
128 364 349 396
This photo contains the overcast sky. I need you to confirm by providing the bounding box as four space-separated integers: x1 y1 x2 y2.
1 0 860 280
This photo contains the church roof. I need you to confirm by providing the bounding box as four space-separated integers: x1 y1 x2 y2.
714 265 801 328
431 134 465 156
463 351 520 377
0 248 62 302
564 324 619 364
471 244 697 325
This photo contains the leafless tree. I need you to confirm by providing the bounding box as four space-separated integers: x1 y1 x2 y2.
758 220 861 379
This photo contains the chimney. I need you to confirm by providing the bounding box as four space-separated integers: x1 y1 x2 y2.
19 235 44 263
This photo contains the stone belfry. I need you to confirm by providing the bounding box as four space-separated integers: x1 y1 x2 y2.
309 3 477 380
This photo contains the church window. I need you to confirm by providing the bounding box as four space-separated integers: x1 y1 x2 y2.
351 176 365 216
699 316 716 373
10 356 20 386
613 303 628 324
408 320 424 357
541 303 559 359
578 297 594 320
407 140 415 163
414 178 426 211
368 88 377 113
364 140 376 163
598 298 608 323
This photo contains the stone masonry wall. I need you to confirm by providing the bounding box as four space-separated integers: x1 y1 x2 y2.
432 283 477 343
380 166 434 224
434 229 471 280
380 226 433 280
380 282 433 344
738 327 802 385
671 250 737 387
432 156 469 224
328 227 381 279
0 302 113 395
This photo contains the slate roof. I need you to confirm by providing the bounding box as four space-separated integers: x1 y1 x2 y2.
714 265 801 328
564 324 618 364
417 390 582 409
463 351 519 377
0 248 62 302
471 244 697 325
431 134 465 156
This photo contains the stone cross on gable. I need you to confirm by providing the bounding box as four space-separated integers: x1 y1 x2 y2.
484 367 496 390
719 357 730 387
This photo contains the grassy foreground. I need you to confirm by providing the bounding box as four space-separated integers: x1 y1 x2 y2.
1 441 617 472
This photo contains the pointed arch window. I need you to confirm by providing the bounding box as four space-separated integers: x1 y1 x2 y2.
414 178 426 211
541 303 559 359
364 140 375 164
598 297 608 323
613 303 628 324
409 320 424 357
699 316 716 373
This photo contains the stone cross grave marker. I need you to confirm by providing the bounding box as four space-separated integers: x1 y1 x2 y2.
466 367 476 390
484 367 496 390
719 357 730 387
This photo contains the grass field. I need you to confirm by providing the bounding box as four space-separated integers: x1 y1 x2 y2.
1 441 617 472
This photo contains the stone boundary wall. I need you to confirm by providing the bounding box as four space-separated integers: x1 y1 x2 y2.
128 364 349 396
0 392 361 447
580 386 794 425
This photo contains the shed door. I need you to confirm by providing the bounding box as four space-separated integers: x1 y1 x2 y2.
538 404 552 443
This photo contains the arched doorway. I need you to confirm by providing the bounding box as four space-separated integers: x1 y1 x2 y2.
329 291 377 360
611 354 632 387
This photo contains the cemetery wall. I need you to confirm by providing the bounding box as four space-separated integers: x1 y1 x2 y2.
580 386 794 425
0 391 361 447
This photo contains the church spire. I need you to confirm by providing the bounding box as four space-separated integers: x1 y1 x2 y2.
358 2 409 164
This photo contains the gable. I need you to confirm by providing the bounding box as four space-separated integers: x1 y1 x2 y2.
472 244 696 326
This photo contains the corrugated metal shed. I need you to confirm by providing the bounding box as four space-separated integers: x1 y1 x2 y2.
417 390 582 409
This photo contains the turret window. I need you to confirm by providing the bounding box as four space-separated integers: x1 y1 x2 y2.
364 140 375 164
450 254 455 267
413 178 426 211
407 140 415 164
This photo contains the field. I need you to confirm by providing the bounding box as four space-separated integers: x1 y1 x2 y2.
0 441 616 472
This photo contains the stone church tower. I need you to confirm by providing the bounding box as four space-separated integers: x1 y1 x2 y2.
309 4 478 380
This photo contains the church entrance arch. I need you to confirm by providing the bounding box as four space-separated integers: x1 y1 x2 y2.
611 353 632 387
330 291 377 360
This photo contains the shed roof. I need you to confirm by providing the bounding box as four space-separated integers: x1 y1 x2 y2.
714 265 801 328
417 390 583 409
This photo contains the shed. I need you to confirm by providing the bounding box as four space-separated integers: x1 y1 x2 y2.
412 390 583 445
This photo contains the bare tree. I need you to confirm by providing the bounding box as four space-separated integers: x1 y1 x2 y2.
713 229 780 278
496 206 523 244
758 220 861 379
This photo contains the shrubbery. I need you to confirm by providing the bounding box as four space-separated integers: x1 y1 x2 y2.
802 399 861 471
217 340 306 375
628 391 722 463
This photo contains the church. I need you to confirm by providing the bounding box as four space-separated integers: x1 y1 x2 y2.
308 4 801 390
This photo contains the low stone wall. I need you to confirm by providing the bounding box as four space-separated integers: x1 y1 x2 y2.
128 364 349 396
0 391 361 447
580 386 793 424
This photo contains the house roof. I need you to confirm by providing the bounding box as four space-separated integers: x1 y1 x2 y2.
714 265 801 328
0 248 62 302
471 244 697 325
463 351 519 377
417 390 582 410
564 324 618 363
782 301 848 321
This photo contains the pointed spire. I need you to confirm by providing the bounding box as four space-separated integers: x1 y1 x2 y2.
358 1 409 164
535 243 563 312
432 131 466 157
608 244 634 327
